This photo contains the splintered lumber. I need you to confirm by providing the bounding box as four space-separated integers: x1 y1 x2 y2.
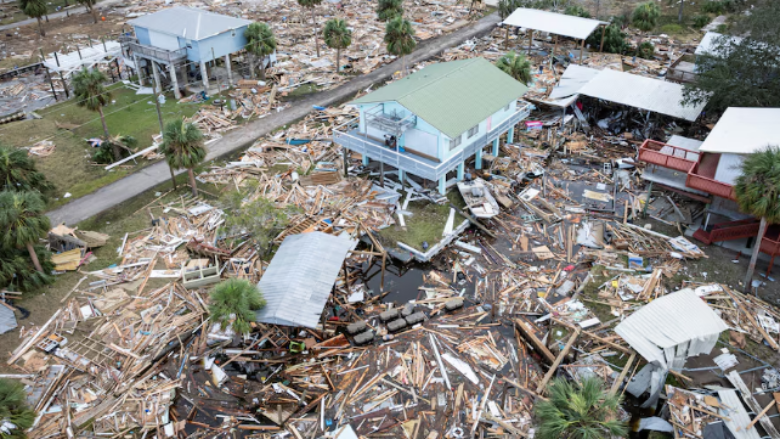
514 317 556 363
538 328 581 394
726 370 780 439
609 351 637 396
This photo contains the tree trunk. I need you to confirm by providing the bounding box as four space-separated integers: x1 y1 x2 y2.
249 53 256 79
188 168 198 197
678 0 684 23
402 55 407 77
744 216 767 295
336 47 341 74
505 27 509 49
91 4 98 23
97 106 119 160
37 17 45 37
168 163 177 190
312 8 320 57
26 242 43 273
45 13 49 23
260 57 266 80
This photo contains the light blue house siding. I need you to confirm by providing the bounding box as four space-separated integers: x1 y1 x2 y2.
132 27 248 63
356 100 518 161
135 27 151 46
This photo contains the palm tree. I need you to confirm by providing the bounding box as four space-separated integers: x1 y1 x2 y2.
496 51 532 84
0 191 50 273
0 378 36 435
734 146 780 294
323 19 352 74
20 0 47 37
385 16 416 76
298 0 323 57
160 118 206 197
210 279 266 335
632 1 660 32
0 245 54 292
377 0 403 22
245 22 277 80
535 377 628 439
0 146 54 196
72 68 116 160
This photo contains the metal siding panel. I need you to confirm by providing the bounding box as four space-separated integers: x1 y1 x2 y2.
255 232 357 328
577 69 706 121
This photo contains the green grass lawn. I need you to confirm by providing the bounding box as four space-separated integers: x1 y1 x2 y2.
379 190 466 250
0 84 202 208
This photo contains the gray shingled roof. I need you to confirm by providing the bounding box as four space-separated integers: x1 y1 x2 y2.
255 232 358 328
128 7 252 41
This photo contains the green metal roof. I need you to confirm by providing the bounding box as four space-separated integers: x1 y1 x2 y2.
350 58 529 139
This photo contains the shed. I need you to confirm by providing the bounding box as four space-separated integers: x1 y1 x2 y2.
577 69 707 121
255 232 358 328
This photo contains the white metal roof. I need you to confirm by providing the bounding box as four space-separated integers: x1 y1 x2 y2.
255 232 358 328
128 7 252 41
43 41 121 76
502 8 606 40
695 32 743 56
615 289 728 366
577 69 706 121
699 107 780 154
543 64 600 107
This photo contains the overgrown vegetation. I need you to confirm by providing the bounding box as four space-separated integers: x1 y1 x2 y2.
222 185 300 255
586 24 627 54
376 0 403 22
209 279 267 335
564 5 590 18
683 0 780 111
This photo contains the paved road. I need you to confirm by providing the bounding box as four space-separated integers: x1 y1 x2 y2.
0 0 123 32
47 12 501 226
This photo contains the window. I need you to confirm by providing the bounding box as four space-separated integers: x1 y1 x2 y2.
449 135 462 150
467 125 478 138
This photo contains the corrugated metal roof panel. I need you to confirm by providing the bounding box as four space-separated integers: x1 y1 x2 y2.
502 8 605 40
255 232 357 328
350 58 528 139
577 69 707 121
0 306 17 335
128 7 252 41
695 32 743 56
698 107 780 154
615 289 728 365
717 389 762 439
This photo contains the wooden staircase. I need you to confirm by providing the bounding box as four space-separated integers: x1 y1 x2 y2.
692 218 760 245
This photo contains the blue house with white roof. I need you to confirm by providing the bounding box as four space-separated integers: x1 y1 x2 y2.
122 7 252 98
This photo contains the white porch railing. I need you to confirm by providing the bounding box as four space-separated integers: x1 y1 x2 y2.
333 101 533 181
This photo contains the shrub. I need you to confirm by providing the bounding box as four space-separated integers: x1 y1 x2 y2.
693 14 710 28
636 41 655 59
632 2 661 31
564 5 591 18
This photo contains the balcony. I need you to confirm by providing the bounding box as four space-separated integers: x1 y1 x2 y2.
333 102 533 182
686 153 737 201
124 39 187 64
638 139 699 173
364 106 416 138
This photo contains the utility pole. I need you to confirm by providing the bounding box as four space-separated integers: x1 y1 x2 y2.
151 61 176 189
